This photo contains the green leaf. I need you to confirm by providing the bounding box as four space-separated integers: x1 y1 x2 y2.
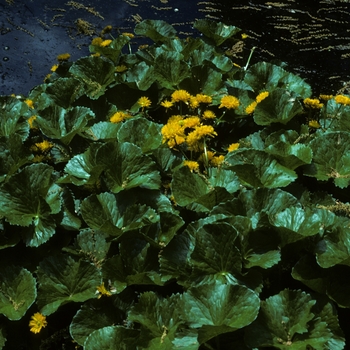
0 96 30 139
98 142 161 193
66 230 110 267
244 62 311 97
180 280 260 344
89 35 130 63
245 289 332 349
37 77 84 109
292 255 328 295
151 148 184 173
304 131 350 188
315 216 350 268
69 56 115 99
60 141 161 192
190 222 242 280
0 266 36 320
86 121 121 140
118 117 162 153
128 292 181 345
242 228 281 269
208 167 240 194
35 105 95 145
264 130 313 169
134 20 177 43
171 166 210 207
225 149 297 188
154 51 191 89
120 237 163 286
0 134 33 183
37 254 102 315
81 192 159 237
126 61 156 91
70 297 127 346
84 326 139 350
253 89 303 125
0 164 60 247
193 19 240 46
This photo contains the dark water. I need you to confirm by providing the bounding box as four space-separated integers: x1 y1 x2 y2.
1 0 350 96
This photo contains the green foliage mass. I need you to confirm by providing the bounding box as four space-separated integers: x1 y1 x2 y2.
0 19 349 349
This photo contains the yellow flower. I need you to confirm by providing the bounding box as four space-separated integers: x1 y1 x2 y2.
308 120 321 129
137 96 151 109
100 39 112 47
219 95 240 109
91 37 103 46
96 283 112 299
319 94 333 101
51 64 59 72
122 32 135 38
24 99 34 109
256 91 269 103
101 25 113 34
35 140 53 152
183 160 199 172
334 95 350 106
189 96 200 109
171 89 191 103
202 110 216 119
160 100 174 109
91 53 101 57
33 155 45 163
115 65 128 73
28 115 37 129
161 115 186 148
110 111 130 123
44 73 51 82
186 125 217 151
29 313 47 334
183 116 200 129
195 94 212 104
228 143 240 152
57 53 70 61
241 33 248 39
303 98 324 109
245 101 257 114
210 155 225 167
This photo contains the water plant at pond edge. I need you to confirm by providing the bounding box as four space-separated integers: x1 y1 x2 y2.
0 18 349 349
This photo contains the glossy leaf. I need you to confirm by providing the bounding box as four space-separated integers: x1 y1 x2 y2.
0 266 36 320
134 19 177 43
245 289 333 349
193 19 240 46
180 280 260 343
37 254 102 315
118 117 162 153
305 131 350 188
225 149 297 188
69 56 115 99
35 105 95 144
84 326 139 350
0 164 60 247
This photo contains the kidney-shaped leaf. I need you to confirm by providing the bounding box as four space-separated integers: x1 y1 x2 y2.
37 254 102 315
0 164 60 247
0 266 36 320
181 280 260 344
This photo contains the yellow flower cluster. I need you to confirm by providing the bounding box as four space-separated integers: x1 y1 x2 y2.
24 99 34 109
319 94 333 101
227 143 240 152
183 160 199 172
245 91 269 114
91 37 112 47
303 98 324 109
34 140 54 152
28 115 37 129
96 283 112 299
29 313 47 334
110 111 132 124
219 95 240 109
334 95 350 106
308 120 321 129
137 96 151 109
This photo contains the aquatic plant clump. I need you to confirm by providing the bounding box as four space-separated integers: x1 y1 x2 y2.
0 18 348 349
